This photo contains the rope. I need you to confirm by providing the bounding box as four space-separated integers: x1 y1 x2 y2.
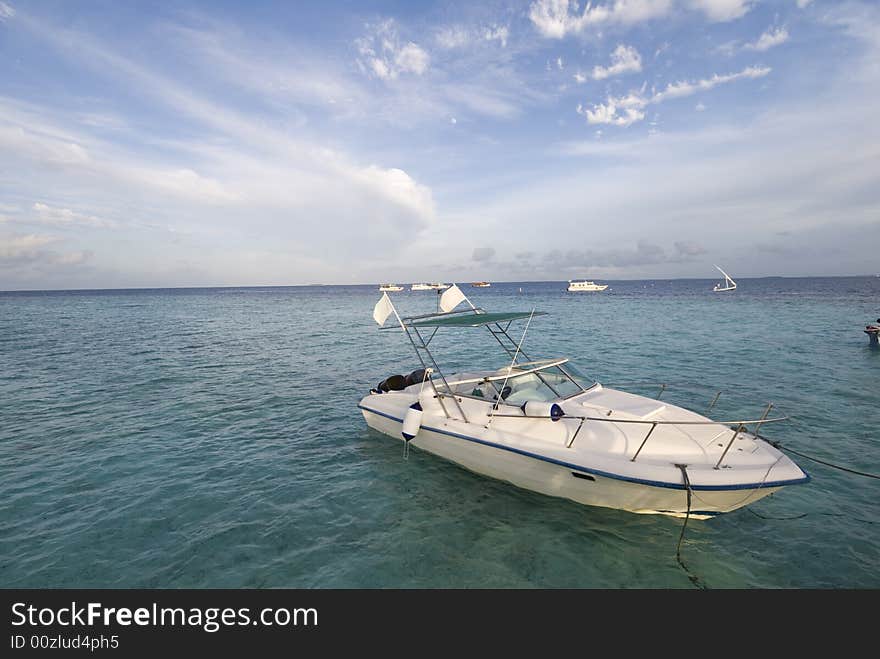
769 440 880 480
747 508 807 521
762 407 880 480
748 507 876 524
675 464 706 590
690 452 784 511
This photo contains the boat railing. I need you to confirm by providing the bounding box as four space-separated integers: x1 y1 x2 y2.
603 380 773 414
489 404 786 469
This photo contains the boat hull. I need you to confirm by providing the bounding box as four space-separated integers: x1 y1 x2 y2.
361 407 782 519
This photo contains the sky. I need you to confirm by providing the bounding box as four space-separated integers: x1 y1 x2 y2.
1 0 879 289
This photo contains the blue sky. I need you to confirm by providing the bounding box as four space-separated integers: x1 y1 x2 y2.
1 0 878 289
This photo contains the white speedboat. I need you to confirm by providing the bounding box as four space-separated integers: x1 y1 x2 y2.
360 286 809 519
412 282 450 291
713 265 737 292
378 284 404 292
568 280 608 292
471 281 491 288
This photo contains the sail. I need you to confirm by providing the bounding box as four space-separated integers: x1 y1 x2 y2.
713 265 737 290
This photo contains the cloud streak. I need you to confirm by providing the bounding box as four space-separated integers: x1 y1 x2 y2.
579 65 771 126
529 0 673 38
529 0 752 38
743 27 789 52
31 202 118 229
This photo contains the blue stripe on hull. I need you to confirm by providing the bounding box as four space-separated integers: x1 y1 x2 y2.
358 403 811 492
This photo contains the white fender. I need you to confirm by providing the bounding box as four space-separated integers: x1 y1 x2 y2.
401 402 423 440
522 400 564 422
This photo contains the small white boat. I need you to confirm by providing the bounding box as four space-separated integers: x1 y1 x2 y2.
361 286 808 519
713 265 737 292
412 282 449 291
378 284 404 292
567 280 608 292
865 319 880 345
471 281 491 288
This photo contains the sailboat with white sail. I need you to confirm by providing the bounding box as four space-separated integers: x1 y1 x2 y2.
713 265 737 292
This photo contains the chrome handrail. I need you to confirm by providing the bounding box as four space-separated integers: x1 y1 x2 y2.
488 412 789 426
488 411 789 467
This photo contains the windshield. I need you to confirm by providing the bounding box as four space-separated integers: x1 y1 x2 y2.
483 363 592 405
445 359 595 404
556 362 594 391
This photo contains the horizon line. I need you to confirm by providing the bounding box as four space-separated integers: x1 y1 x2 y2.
1 273 877 294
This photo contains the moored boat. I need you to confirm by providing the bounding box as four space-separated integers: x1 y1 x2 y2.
360 285 808 518
412 282 449 290
567 280 608 292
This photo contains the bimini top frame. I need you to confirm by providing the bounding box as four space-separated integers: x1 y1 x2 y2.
375 295 582 421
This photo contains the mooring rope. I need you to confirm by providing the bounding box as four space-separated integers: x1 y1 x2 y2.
769 440 880 480
675 464 706 590
755 407 880 480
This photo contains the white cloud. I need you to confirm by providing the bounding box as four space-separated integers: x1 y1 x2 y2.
652 65 770 102
579 65 771 125
436 25 470 49
796 0 813 8
0 2 14 21
744 27 789 51
357 20 429 80
695 102 706 111
436 24 509 49
484 25 509 47
0 232 93 269
578 95 646 126
0 233 58 264
52 250 92 266
591 44 642 80
557 56 564 70
574 71 587 83
32 202 118 228
529 0 672 38
396 42 430 76
689 0 753 22
355 166 434 221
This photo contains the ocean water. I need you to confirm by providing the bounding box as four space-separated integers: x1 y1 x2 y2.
1 277 878 588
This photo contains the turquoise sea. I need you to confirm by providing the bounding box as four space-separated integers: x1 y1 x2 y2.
1 277 878 588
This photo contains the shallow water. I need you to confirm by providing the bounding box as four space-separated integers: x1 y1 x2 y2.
1 277 878 588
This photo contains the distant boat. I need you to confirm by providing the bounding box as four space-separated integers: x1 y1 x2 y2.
378 284 404 292
865 318 880 346
471 281 491 288
712 265 737 292
567 280 608 292
412 283 449 291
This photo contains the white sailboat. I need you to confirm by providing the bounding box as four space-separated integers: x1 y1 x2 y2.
713 265 737 292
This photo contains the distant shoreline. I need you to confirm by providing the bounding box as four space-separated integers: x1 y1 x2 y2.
1 275 877 295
